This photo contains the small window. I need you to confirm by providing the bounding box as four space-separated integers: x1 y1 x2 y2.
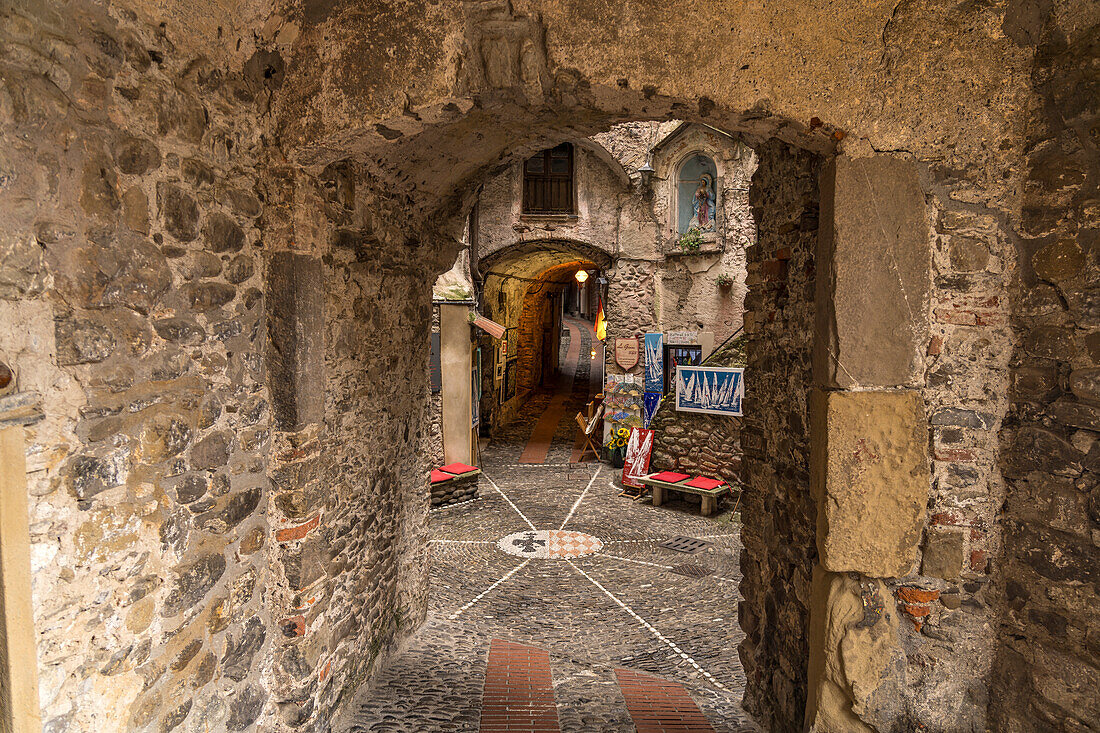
664 344 702 394
523 143 575 214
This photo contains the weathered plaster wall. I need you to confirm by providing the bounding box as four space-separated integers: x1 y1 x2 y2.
737 140 820 733
476 145 627 263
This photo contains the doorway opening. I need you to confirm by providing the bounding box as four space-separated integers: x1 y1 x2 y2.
341 121 818 733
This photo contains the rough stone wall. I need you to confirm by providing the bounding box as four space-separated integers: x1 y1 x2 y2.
991 5 1100 730
261 165 436 731
649 339 744 485
649 408 741 485
0 6 436 731
737 140 820 733
306 249 433 727
517 287 550 393
0 4 280 731
883 174 1014 730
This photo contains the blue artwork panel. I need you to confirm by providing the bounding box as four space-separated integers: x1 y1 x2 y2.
644 333 663 393
642 392 662 428
675 366 744 416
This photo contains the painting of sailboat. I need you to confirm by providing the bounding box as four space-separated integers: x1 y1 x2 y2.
674 366 744 416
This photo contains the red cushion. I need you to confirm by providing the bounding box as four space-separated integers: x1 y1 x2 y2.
651 471 690 483
430 469 453 484
440 462 479 475
685 476 724 490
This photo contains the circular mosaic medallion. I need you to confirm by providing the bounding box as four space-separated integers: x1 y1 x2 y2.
497 529 603 559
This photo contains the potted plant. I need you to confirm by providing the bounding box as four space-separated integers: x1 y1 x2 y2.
606 425 630 468
717 273 734 291
676 226 704 252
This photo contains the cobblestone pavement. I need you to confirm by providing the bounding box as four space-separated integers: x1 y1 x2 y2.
340 322 753 733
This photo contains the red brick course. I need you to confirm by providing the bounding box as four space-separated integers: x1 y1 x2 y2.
275 514 319 542
615 668 716 733
479 639 560 733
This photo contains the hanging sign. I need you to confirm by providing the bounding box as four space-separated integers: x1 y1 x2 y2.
621 428 655 489
675 366 744 416
666 330 699 345
614 337 640 370
644 333 663 393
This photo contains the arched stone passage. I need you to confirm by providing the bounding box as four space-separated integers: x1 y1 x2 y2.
479 240 611 430
2 2 1092 733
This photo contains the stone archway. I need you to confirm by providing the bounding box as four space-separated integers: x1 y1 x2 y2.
478 239 612 430
4 1 1081 732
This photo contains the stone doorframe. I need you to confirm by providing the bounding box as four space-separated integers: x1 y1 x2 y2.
0 397 44 733
804 154 933 730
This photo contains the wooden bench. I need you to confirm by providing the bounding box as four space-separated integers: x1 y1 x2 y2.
637 471 735 517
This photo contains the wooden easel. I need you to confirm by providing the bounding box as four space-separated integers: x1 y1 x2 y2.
575 404 603 462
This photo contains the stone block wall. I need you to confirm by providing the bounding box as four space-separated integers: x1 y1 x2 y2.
737 140 820 732
0 4 279 730
261 165 436 730
991 8 1100 730
649 338 745 485
649 408 741 485
0 7 435 731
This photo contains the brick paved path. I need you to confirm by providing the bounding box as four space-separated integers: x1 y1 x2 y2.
340 320 755 733
480 639 560 732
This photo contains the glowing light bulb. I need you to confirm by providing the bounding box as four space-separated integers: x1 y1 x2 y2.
574 269 589 283
590 349 597 359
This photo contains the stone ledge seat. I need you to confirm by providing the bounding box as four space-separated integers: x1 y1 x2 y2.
638 471 734 516
429 463 482 507
430 462 482 484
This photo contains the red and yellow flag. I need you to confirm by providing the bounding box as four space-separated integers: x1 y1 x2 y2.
595 297 607 341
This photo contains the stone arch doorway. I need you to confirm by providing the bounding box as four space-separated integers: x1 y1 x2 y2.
478 239 612 433
2 3 1076 732
264 65 950 726
279 101 943 730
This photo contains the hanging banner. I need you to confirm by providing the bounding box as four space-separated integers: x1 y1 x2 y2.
614 337 639 370
642 392 662 428
675 366 744 416
644 333 663 393
621 428 654 489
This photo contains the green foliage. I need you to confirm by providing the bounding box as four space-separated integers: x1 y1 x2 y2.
676 226 704 252
716 273 734 287
438 283 472 301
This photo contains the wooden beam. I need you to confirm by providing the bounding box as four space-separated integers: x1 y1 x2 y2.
0 425 42 733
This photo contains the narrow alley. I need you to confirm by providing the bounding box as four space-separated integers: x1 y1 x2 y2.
341 321 752 733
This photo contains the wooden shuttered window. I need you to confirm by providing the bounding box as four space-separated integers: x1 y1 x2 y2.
523 143 575 214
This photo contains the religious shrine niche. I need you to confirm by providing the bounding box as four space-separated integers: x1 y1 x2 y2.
677 153 719 234
648 123 755 255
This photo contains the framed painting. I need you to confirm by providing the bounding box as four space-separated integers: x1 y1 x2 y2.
674 366 744 416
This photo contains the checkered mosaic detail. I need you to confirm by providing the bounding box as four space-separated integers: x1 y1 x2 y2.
497 530 603 559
